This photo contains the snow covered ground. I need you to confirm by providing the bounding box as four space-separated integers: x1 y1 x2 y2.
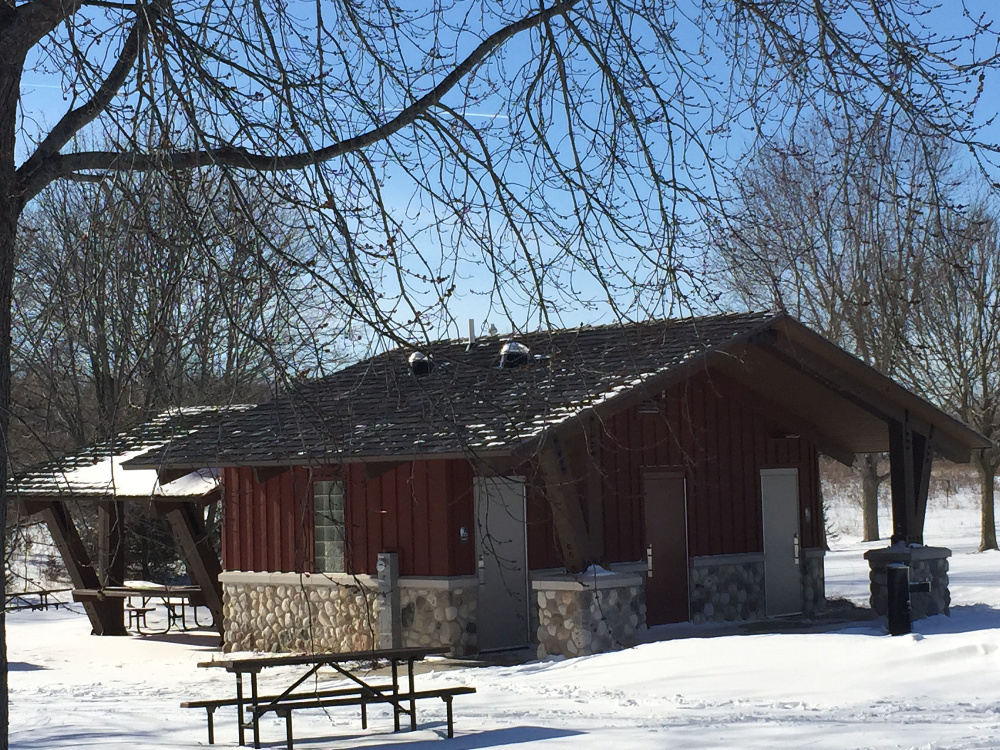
10 490 1000 749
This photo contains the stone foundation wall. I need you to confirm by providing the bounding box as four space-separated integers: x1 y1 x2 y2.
401 583 477 656
690 550 826 622
689 554 765 623
222 575 382 653
866 545 950 619
221 573 478 655
534 574 645 659
801 549 826 617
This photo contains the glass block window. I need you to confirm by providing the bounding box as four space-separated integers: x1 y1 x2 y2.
314 480 345 573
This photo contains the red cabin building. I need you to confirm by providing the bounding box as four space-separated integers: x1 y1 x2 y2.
129 312 988 657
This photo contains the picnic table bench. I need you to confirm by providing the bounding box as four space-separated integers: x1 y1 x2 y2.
265 686 477 748
189 646 475 748
181 683 395 744
125 605 155 631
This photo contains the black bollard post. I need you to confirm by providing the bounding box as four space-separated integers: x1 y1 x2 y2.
886 563 911 636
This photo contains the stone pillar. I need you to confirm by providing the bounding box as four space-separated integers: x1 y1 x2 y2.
399 580 478 656
377 552 401 649
864 545 951 619
689 553 765 623
801 548 826 617
533 570 645 659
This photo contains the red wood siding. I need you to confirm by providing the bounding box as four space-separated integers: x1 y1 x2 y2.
223 459 476 576
222 367 823 576
344 459 475 577
221 466 317 572
597 368 823 563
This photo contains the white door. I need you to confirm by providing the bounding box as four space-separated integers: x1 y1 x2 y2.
761 468 802 616
474 476 529 651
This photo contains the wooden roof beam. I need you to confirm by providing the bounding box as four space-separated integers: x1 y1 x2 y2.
753 335 971 463
253 466 290 484
157 467 191 485
363 461 404 480
770 318 989 460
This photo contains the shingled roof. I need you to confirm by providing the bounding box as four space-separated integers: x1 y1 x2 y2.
11 405 254 499
125 312 780 469
124 312 993 471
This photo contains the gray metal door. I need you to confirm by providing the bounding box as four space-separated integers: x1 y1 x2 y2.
761 468 802 616
474 476 529 651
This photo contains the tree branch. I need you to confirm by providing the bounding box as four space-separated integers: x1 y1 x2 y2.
16 0 157 202
20 0 580 201
6 0 84 52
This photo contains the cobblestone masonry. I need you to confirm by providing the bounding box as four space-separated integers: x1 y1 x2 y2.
222 575 477 655
866 546 950 619
400 585 477 656
689 555 765 623
223 579 382 653
535 578 645 659
801 550 826 617
690 550 825 622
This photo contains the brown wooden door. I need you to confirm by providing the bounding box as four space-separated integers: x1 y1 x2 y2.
643 472 689 625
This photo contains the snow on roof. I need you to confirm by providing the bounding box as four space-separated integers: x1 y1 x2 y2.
10 405 253 499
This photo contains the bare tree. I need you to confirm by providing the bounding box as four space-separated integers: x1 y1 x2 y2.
3 0 1000 742
712 119 954 540
905 208 1000 551
12 171 325 452
7 170 331 607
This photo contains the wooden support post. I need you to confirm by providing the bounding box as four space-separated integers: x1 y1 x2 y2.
889 411 934 545
162 502 225 635
889 417 912 544
537 419 601 573
97 498 127 630
913 428 934 541
29 500 125 635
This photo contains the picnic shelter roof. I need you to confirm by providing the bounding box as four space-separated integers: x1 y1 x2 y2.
11 405 253 500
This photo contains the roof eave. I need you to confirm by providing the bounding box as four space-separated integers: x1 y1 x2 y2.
124 446 516 471
770 317 992 460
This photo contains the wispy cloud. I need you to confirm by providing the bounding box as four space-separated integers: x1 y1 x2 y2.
22 80 64 90
461 112 510 121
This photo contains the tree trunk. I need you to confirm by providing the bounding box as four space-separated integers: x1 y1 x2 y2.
858 453 881 542
0 208 12 750
0 44 26 750
974 450 998 552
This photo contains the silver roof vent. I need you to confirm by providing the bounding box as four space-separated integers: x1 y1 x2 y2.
408 351 433 376
499 340 530 369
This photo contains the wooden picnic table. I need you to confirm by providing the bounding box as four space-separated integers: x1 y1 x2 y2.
196 646 458 748
72 585 208 633
5 587 72 612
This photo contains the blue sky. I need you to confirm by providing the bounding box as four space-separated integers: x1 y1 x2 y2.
15 1 1000 348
